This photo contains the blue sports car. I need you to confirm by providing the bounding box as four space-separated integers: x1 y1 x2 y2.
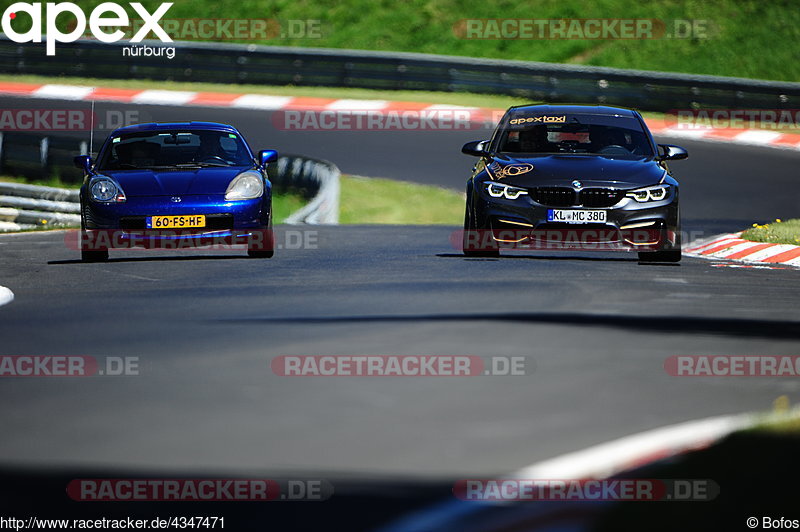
75 122 277 262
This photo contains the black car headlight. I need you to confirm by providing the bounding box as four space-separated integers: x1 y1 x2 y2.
625 185 669 203
225 171 264 201
89 177 126 203
485 182 528 200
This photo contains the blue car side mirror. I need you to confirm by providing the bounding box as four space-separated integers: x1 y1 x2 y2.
74 155 92 172
258 150 278 167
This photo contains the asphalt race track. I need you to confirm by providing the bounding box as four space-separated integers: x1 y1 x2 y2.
0 96 799 526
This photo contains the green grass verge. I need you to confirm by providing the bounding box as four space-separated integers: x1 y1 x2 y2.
741 219 800 246
4 0 799 81
339 175 462 224
271 192 306 223
744 397 800 434
751 416 800 434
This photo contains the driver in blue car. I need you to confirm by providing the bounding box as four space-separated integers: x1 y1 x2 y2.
195 132 226 162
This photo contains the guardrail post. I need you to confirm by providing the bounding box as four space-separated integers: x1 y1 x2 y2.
40 137 49 168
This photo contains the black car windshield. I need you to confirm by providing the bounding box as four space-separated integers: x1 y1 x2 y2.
97 130 254 170
494 113 654 157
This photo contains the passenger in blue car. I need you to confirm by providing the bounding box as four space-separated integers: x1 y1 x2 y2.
117 141 160 168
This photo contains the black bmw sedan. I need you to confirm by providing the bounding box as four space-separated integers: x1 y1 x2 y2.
461 104 688 262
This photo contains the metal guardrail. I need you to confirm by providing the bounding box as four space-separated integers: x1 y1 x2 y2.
0 182 80 231
0 132 86 231
0 133 88 182
280 155 339 225
0 150 340 232
2 36 800 111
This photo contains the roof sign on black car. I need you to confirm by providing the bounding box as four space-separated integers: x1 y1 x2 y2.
508 115 567 125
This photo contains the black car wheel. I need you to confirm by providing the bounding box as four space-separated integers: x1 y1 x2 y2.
248 212 275 259
638 250 682 263
81 248 109 262
248 249 274 258
462 192 499 258
80 211 109 262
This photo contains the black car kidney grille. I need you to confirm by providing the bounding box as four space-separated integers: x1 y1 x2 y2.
529 187 576 207
580 188 625 208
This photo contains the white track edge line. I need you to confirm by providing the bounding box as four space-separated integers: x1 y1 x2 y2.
510 408 800 482
0 286 14 307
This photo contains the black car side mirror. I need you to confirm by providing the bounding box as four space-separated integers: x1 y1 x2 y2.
74 155 92 172
462 140 490 157
657 144 688 161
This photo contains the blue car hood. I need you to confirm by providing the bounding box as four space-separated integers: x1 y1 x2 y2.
105 167 249 197
489 154 666 189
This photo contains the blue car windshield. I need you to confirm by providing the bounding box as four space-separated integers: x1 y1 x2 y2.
494 114 654 157
97 130 254 170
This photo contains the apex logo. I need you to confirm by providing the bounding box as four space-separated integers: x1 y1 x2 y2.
2 2 174 56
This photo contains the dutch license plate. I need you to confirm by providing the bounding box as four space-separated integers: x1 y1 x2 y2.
547 209 607 224
146 215 206 229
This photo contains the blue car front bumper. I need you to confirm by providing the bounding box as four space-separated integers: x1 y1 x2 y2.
81 194 270 248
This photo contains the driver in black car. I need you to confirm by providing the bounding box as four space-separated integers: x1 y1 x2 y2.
590 126 631 153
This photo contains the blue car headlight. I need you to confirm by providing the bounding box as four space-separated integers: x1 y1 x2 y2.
485 182 528 200
625 185 670 203
89 177 126 203
225 171 264 201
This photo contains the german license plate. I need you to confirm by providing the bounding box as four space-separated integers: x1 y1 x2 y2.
146 215 206 229
547 209 607 224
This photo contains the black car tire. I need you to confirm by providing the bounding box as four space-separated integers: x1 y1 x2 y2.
462 195 499 258
79 220 109 262
638 250 682 263
248 249 274 258
248 213 275 259
81 249 109 262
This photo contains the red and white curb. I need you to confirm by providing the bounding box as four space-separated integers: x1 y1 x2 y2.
684 233 800 267
0 81 491 123
645 118 800 150
384 408 798 531
512 411 757 482
2 81 800 149
510 406 800 484
0 286 14 308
